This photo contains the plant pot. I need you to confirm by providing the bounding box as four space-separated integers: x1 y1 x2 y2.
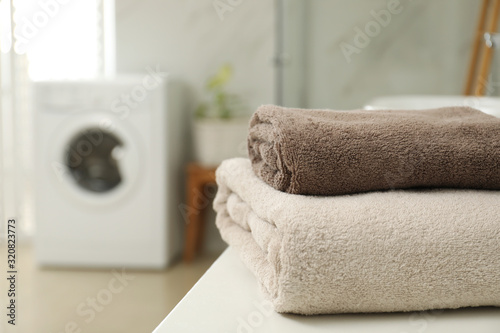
193 117 250 167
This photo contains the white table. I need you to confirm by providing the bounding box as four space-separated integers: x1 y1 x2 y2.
154 248 500 332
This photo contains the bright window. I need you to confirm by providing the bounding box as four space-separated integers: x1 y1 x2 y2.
3 0 109 80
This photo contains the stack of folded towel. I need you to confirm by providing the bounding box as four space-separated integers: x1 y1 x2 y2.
213 104 500 315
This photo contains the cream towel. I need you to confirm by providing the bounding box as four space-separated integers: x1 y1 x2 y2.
214 158 500 315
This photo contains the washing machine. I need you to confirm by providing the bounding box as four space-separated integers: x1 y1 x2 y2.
34 77 184 268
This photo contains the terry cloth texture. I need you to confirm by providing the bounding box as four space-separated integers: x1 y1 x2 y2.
248 104 500 195
214 158 500 315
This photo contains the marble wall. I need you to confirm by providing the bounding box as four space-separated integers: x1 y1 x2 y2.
282 0 480 109
116 0 481 123
115 0 275 115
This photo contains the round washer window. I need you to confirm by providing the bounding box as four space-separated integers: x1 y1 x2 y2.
66 128 124 193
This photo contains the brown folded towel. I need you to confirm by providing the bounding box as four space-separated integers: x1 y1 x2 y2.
248 104 500 195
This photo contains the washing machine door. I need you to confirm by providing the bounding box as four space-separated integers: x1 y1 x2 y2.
66 129 124 193
50 112 142 205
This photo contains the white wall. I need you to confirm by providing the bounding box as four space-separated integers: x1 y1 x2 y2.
115 0 275 113
115 0 275 253
282 0 480 109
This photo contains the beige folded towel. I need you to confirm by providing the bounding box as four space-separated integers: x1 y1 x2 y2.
214 158 500 315
248 105 500 195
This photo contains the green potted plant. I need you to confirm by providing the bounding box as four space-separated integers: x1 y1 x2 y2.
193 64 249 166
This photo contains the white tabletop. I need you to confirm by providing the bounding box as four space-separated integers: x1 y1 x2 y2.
154 248 500 333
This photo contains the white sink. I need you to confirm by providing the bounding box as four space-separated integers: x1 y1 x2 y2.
365 95 500 118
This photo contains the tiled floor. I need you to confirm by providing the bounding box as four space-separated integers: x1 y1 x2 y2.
5 245 220 332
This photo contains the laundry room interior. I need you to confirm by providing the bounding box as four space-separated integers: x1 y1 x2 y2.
1 0 500 332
